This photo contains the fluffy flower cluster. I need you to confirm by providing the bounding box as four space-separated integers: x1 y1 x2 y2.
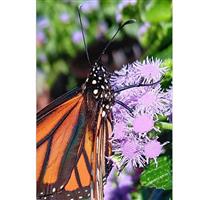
109 57 172 170
104 165 142 200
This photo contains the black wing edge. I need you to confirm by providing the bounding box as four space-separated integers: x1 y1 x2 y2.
37 87 82 122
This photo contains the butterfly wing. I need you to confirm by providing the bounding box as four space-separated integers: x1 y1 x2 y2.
37 88 113 200
37 88 90 199
91 111 113 200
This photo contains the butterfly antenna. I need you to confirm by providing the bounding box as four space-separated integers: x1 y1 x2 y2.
77 6 92 66
96 19 136 64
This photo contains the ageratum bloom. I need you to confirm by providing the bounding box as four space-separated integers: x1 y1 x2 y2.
109 57 171 170
37 17 49 29
81 0 99 13
144 139 169 166
132 113 155 134
104 166 140 200
135 86 171 115
59 12 70 23
72 31 82 44
134 57 168 83
138 22 151 37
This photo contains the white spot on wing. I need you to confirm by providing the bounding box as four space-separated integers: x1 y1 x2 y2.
102 111 106 117
101 85 105 89
92 80 97 84
93 89 98 95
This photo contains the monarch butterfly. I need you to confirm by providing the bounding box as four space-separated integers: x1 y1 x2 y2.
37 8 159 200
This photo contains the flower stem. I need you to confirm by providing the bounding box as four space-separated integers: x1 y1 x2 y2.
159 122 172 130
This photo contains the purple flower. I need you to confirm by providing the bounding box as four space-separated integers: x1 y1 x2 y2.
138 22 151 36
109 57 172 170
72 31 82 44
121 140 142 160
37 53 47 63
132 114 154 134
135 86 171 115
111 62 171 116
37 17 49 29
144 140 162 159
96 21 108 38
107 186 132 200
81 0 99 13
164 87 173 117
59 12 70 23
112 104 130 123
112 122 127 139
110 63 138 90
121 0 137 7
36 31 46 45
104 166 133 200
134 57 167 83
115 12 122 22
118 0 137 11
118 173 133 187
111 137 146 169
144 140 169 166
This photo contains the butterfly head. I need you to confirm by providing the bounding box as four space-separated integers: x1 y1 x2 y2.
83 63 114 117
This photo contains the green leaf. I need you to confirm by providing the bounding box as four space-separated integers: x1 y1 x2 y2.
140 156 172 190
142 0 172 23
154 45 172 59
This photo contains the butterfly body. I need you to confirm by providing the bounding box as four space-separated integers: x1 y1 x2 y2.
83 63 114 130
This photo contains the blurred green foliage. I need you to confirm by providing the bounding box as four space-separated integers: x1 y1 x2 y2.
37 0 172 90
